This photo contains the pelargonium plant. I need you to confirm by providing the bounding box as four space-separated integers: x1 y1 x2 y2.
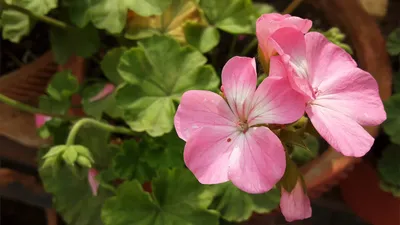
0 0 387 224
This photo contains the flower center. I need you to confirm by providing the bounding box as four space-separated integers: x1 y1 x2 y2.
238 120 249 133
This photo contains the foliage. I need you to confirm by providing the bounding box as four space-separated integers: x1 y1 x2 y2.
378 145 400 197
319 27 353 54
387 28 400 56
383 94 400 145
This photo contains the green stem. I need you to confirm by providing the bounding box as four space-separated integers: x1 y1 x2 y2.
66 118 135 145
240 38 258 56
2 1 72 30
228 36 237 59
0 93 78 119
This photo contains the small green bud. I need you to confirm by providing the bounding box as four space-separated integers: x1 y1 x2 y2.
76 155 92 168
74 145 94 163
43 145 67 159
62 147 78 166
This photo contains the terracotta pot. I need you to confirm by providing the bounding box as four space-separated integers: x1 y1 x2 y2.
340 161 400 225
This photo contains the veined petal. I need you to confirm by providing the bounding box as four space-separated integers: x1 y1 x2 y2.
228 127 286 193
184 126 239 184
280 179 312 222
313 68 386 126
269 28 313 99
304 32 357 89
256 14 312 60
248 75 305 126
222 56 257 120
175 90 237 141
306 104 374 157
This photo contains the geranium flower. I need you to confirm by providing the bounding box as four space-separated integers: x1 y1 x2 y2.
35 114 51 128
280 178 312 222
256 13 312 64
88 168 99 196
89 83 115 102
174 56 305 193
268 27 386 157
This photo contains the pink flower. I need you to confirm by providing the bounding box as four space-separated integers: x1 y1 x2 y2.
280 179 312 222
269 28 386 157
174 56 305 193
256 13 312 63
88 168 99 196
89 83 115 102
35 114 51 128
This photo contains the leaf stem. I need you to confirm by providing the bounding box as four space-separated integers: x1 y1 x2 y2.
66 118 135 145
282 0 304 15
0 93 79 120
2 1 73 30
240 38 258 56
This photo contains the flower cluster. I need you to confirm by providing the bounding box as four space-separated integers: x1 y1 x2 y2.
174 13 386 221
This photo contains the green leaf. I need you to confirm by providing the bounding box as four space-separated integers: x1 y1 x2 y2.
183 21 220 53
321 27 353 55
1 0 57 42
101 47 127 85
125 0 205 42
127 0 173 17
39 95 71 114
394 71 400 94
101 169 219 225
65 0 128 34
46 71 79 101
378 145 400 187
50 25 100 64
383 94 400 145
252 3 275 17
387 28 400 56
112 140 154 182
380 180 400 197
291 133 319 165
40 166 113 225
1 10 30 43
82 83 123 119
279 154 300 192
199 0 254 34
116 36 219 136
211 182 280 222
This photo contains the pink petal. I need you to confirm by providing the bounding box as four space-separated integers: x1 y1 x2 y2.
313 68 386 126
280 179 312 222
269 28 314 99
221 56 257 120
184 126 239 184
228 127 286 193
305 32 356 89
89 83 115 102
35 114 51 128
248 61 305 126
256 13 312 60
174 90 236 141
88 168 100 196
306 104 374 157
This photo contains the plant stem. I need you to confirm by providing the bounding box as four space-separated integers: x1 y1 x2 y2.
2 1 72 30
66 118 135 145
283 0 304 15
240 38 258 56
0 93 78 119
228 36 237 58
